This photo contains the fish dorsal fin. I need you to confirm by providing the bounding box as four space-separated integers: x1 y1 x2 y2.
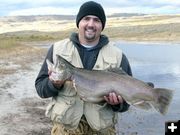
106 67 127 75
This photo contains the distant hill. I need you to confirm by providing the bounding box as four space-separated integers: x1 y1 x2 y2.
0 13 146 22
108 13 146 18
0 15 76 22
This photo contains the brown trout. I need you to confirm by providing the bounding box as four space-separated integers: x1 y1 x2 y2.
46 55 173 115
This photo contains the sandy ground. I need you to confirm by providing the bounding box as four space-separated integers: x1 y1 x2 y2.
0 45 52 135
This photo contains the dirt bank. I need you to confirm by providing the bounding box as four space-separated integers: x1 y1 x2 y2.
0 45 52 135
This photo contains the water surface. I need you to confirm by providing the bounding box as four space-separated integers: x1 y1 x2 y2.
116 41 180 135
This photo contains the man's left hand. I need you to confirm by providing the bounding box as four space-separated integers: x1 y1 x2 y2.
104 92 123 105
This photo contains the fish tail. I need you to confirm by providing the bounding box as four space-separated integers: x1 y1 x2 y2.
152 88 173 115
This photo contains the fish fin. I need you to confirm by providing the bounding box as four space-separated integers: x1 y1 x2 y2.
106 67 127 75
133 100 152 110
152 88 173 115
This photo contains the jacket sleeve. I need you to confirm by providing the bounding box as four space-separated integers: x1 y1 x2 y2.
111 53 132 112
35 45 61 98
120 53 132 76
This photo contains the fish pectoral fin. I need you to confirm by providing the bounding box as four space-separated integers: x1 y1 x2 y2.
132 100 152 110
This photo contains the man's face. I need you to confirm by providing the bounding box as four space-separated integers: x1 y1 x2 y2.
78 15 103 43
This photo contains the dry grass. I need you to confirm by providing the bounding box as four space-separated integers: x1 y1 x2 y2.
0 39 21 49
103 23 180 42
1 14 180 43
103 15 180 42
1 14 180 42
0 28 77 43
0 32 48 75
0 45 47 75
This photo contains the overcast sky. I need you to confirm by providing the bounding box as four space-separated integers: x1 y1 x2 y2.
0 0 180 16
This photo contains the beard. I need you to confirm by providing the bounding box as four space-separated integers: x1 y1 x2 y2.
85 33 96 40
84 27 96 41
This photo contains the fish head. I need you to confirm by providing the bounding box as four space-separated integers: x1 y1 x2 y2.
46 55 72 80
55 54 74 71
55 58 66 73
46 58 64 73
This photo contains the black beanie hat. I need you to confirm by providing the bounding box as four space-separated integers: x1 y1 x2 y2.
76 1 106 30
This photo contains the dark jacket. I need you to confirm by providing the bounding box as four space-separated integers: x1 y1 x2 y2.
35 33 132 112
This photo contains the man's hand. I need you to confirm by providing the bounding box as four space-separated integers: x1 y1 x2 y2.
104 92 123 105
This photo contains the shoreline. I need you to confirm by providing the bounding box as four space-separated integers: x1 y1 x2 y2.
111 38 180 45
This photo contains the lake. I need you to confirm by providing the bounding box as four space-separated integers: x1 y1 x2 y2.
116 41 180 135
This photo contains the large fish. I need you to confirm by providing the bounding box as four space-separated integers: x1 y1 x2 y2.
46 55 173 115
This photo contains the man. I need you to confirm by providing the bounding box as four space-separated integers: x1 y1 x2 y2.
35 1 132 135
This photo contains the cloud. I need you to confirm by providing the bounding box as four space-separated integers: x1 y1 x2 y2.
1 0 180 16
8 6 78 16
